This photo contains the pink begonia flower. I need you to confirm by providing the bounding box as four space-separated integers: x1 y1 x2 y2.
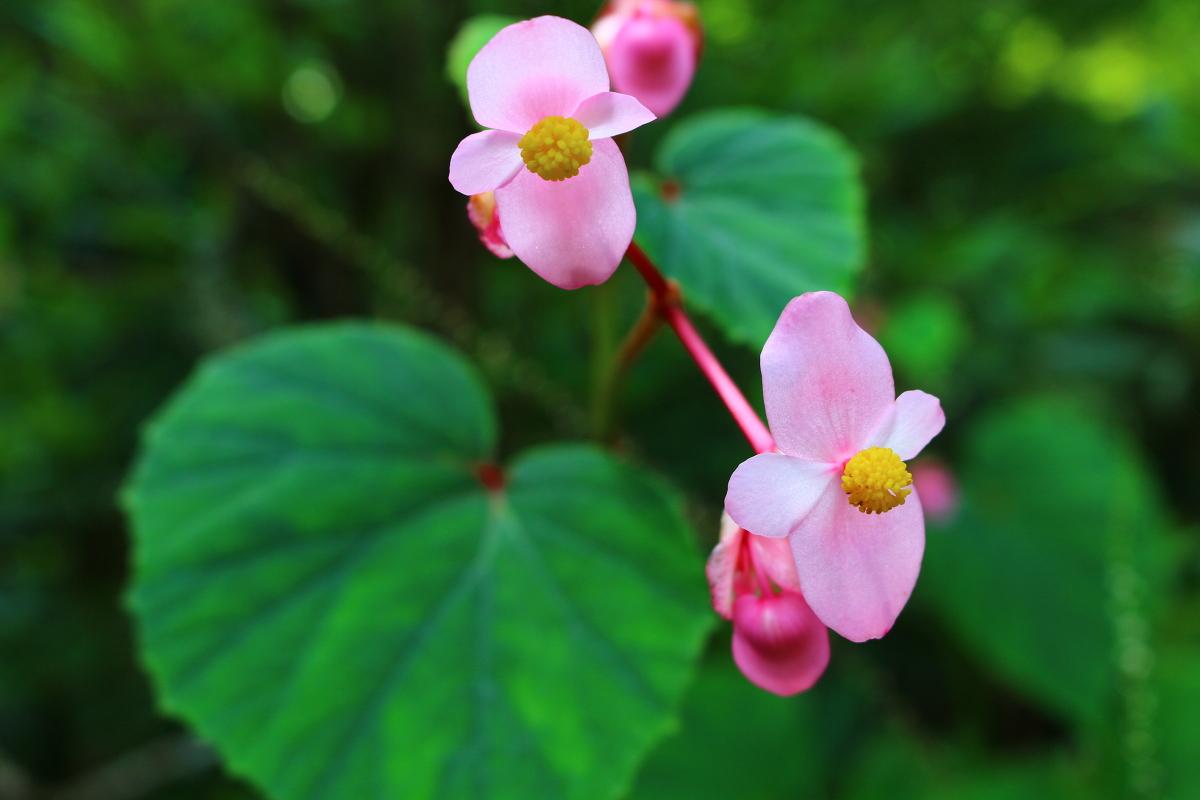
465 191 513 259
592 0 702 119
725 292 946 643
449 16 656 289
707 513 829 696
911 458 960 523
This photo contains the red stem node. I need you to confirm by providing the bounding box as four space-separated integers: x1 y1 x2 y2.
624 242 776 456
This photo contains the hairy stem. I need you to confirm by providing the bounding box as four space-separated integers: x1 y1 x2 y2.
624 242 776 455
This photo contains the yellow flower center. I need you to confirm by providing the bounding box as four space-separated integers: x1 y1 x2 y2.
841 446 913 515
519 115 592 181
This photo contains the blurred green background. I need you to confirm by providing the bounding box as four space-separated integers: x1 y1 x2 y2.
2 0 1199 798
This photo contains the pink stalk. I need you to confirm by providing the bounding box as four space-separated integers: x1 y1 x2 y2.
744 533 774 597
625 242 776 455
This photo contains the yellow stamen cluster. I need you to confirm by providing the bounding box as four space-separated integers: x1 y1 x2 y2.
519 115 592 181
842 446 912 515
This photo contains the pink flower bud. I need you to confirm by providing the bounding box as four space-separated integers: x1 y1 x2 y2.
732 590 830 696
592 1 702 119
466 191 513 259
706 513 829 696
910 458 960 523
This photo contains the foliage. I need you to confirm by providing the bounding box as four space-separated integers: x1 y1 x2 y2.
125 323 712 800
633 109 865 347
1 0 1199 799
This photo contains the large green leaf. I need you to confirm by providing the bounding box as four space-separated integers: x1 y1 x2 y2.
921 396 1173 727
633 109 866 348
123 323 713 800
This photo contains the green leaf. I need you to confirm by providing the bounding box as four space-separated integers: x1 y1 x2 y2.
633 109 866 348
921 396 1173 727
123 323 713 800
1156 645 1200 800
877 292 971 387
627 657 822 800
845 729 1089 800
445 15 519 109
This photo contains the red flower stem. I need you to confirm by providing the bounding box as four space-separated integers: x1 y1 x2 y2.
625 242 776 455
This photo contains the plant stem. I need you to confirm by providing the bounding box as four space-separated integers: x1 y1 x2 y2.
624 242 776 455
589 280 618 439
594 288 667 444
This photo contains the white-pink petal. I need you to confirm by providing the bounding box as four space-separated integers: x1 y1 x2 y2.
467 16 610 134
706 513 743 620
571 91 656 140
448 130 524 196
762 292 896 464
789 483 925 642
493 138 634 290
867 390 946 461
725 453 835 540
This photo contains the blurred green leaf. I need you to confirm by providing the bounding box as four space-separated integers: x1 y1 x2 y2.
627 657 821 800
445 15 519 110
44 0 132 80
878 292 971 386
633 109 866 348
1156 645 1200 800
124 323 713 800
846 728 1089 800
921 396 1174 727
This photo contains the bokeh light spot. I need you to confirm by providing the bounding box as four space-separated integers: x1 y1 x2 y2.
283 62 341 123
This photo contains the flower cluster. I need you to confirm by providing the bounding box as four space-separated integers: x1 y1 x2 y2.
704 292 944 692
715 294 943 686
452 15 944 698
449 16 655 289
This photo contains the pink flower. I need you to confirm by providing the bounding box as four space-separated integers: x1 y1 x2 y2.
707 513 830 696
592 0 702 119
448 16 656 289
465 191 513 259
910 458 960 523
724 292 945 643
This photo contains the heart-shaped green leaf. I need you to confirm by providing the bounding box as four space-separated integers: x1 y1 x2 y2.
123 323 712 800
633 109 866 348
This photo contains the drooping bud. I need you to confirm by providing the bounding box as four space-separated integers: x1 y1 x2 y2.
591 0 702 119
910 458 960 523
732 590 830 696
466 191 513 259
706 513 829 696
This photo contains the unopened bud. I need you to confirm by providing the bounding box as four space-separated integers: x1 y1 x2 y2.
466 191 513 259
592 0 702 119
910 458 960 523
732 590 829 696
